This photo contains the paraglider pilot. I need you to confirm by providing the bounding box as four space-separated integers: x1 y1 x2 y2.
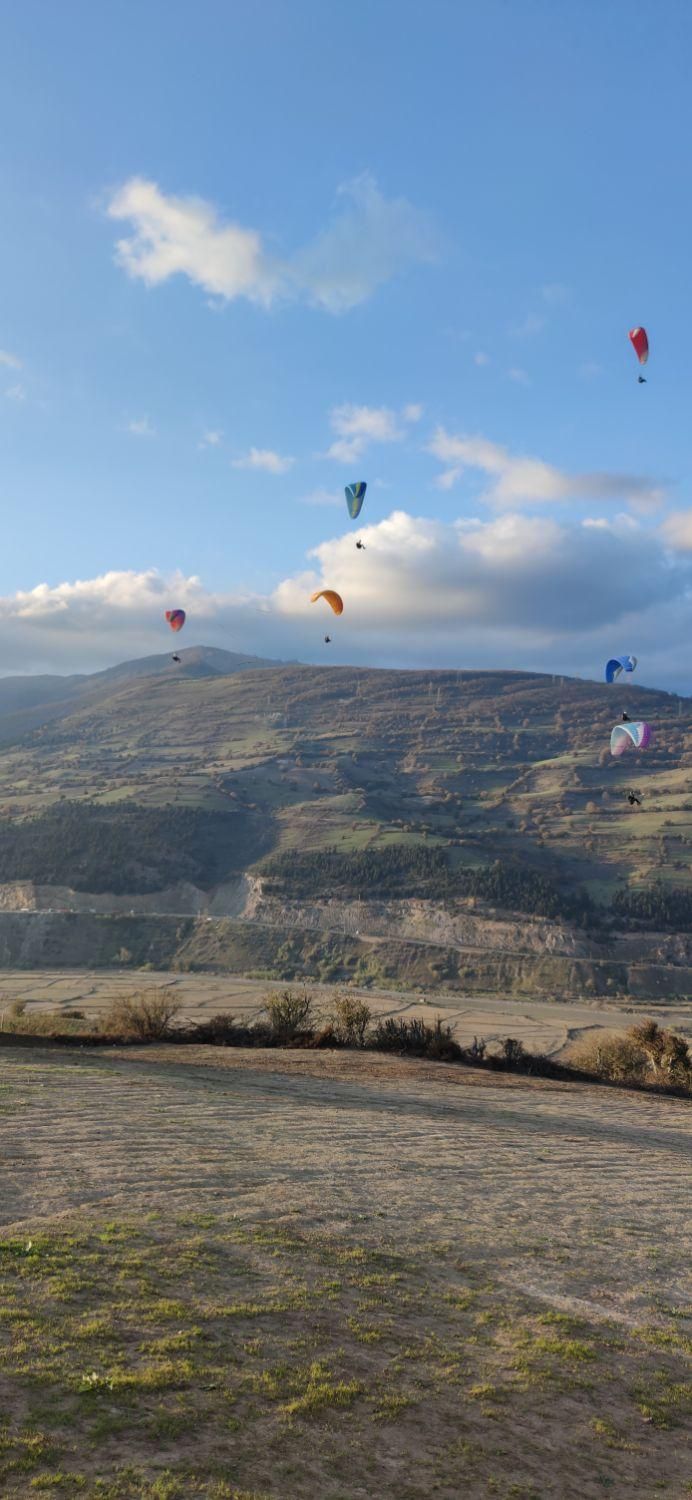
627 791 642 807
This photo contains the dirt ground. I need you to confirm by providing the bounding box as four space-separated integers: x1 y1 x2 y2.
0 1041 689 1498
2 966 691 1056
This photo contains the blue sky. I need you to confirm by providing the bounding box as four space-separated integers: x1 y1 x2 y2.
2 0 692 685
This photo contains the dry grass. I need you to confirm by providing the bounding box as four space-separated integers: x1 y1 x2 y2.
0 1043 689 1496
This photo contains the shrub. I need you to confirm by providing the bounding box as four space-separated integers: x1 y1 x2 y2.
100 990 182 1041
265 987 314 1041
568 1021 691 1091
332 993 372 1047
501 1037 525 1067
369 1015 462 1061
188 1012 238 1045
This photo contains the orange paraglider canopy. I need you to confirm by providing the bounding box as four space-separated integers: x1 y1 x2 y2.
165 609 186 632
310 589 344 616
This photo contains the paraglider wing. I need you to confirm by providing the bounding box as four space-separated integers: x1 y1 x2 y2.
605 654 637 684
165 609 186 633
345 482 367 520
628 327 649 366
310 589 344 616
610 721 652 757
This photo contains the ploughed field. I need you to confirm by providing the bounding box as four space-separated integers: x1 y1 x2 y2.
0 1041 689 1497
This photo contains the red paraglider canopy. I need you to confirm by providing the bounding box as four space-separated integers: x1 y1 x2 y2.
165 609 186 633
628 327 649 365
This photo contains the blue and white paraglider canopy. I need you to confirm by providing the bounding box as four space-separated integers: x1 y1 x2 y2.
605 655 637 685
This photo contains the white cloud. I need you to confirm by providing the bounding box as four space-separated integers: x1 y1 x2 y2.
660 510 692 551
108 178 275 305
5 383 26 402
199 429 222 449
325 402 421 463
232 447 294 475
0 350 22 370
107 172 437 314
507 367 530 386
274 510 665 633
474 351 491 367
127 416 156 437
427 428 665 511
0 514 690 685
300 488 342 508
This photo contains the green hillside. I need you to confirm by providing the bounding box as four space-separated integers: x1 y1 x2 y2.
0 658 689 918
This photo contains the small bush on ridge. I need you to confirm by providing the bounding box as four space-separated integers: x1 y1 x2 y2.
266 987 314 1040
332 993 371 1047
569 1020 691 1091
100 990 181 1041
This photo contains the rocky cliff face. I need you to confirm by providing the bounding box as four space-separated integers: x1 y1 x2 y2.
0 889 690 1002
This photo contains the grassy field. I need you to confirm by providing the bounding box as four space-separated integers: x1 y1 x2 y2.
0 1045 689 1497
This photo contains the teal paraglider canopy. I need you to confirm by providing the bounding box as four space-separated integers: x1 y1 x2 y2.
605 655 637 685
345 481 367 520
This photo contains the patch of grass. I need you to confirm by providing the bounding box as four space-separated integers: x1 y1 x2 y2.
0 1211 687 1496
632 1372 692 1429
282 1370 364 1419
346 1316 384 1344
373 1391 413 1421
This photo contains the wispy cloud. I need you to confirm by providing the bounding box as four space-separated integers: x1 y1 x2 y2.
232 447 294 474
299 487 342 508
541 282 570 306
661 510 692 551
325 401 421 463
127 416 156 438
507 367 530 386
107 172 438 315
326 404 403 463
199 429 223 449
0 350 22 370
578 361 602 381
474 351 491 367
427 428 665 511
510 312 545 338
5 383 26 402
